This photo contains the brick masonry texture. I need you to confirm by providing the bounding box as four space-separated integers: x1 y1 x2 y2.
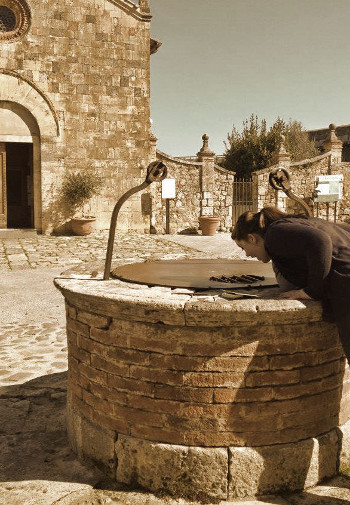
55 276 350 448
55 272 350 499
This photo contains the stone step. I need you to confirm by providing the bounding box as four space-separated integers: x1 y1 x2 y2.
0 228 38 239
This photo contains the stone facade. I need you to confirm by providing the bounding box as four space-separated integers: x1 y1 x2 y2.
0 0 153 233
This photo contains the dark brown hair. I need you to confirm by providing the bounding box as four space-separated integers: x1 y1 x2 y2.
231 206 307 241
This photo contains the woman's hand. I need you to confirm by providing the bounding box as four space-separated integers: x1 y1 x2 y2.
278 289 313 300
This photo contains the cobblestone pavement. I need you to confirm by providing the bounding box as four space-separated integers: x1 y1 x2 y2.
0 232 194 271
1 232 350 505
0 232 242 386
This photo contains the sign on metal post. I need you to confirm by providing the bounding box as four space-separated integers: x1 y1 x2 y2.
162 178 176 199
314 174 343 203
161 178 176 234
313 174 343 222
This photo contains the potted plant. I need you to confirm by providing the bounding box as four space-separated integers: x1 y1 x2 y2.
198 216 220 236
61 171 103 235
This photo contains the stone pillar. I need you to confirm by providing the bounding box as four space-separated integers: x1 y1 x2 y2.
147 132 158 232
251 172 259 213
323 123 343 168
138 0 151 14
271 135 291 211
272 134 291 169
197 134 216 217
149 132 158 162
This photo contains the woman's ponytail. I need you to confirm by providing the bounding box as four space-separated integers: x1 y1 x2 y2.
232 206 307 241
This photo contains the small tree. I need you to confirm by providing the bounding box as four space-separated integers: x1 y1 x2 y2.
223 115 319 179
61 171 103 217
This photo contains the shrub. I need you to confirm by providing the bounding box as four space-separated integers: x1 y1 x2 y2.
223 115 319 179
61 171 103 215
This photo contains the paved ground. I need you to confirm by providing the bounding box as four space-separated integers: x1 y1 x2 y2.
1 231 350 505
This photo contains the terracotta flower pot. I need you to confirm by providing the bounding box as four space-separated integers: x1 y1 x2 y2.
70 217 96 236
198 216 220 236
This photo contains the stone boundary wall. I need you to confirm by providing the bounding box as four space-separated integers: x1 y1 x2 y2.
253 153 331 215
252 128 350 223
213 163 235 230
151 149 234 233
253 154 350 222
337 162 350 222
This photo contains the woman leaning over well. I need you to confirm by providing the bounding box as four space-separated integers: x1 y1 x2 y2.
232 206 350 359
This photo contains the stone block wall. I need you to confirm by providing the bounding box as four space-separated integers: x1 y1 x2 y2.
338 162 350 222
150 149 234 234
0 0 152 232
213 165 235 230
150 151 202 233
253 152 350 223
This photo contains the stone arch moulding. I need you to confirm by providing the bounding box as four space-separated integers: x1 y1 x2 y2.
0 71 60 138
107 0 151 21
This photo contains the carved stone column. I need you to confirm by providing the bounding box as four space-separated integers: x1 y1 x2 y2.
272 134 291 169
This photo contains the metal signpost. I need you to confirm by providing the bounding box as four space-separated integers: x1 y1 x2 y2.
313 174 343 221
161 178 176 234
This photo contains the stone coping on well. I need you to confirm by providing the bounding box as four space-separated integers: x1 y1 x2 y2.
54 275 324 327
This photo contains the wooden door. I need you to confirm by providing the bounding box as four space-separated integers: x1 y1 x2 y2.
6 143 33 228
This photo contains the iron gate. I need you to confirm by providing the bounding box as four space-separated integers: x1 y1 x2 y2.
232 178 253 225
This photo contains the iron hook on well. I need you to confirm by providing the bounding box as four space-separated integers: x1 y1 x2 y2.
269 167 313 217
103 161 167 280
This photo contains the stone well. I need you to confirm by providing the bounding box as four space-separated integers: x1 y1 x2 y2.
55 272 350 501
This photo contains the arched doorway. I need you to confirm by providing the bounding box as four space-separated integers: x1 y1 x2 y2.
0 102 39 229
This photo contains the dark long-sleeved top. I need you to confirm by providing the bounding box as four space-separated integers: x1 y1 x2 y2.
264 217 350 343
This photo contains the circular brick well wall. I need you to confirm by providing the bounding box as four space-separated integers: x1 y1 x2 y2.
54 275 350 501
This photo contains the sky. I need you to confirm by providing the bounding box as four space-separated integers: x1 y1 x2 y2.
149 0 350 156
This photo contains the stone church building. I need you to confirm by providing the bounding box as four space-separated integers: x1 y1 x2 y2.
0 0 157 233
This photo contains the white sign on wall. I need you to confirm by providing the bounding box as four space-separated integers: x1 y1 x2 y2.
161 178 176 199
314 174 343 203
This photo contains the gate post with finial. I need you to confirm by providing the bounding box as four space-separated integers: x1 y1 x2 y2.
271 135 291 210
197 134 216 218
139 0 150 14
323 124 343 171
